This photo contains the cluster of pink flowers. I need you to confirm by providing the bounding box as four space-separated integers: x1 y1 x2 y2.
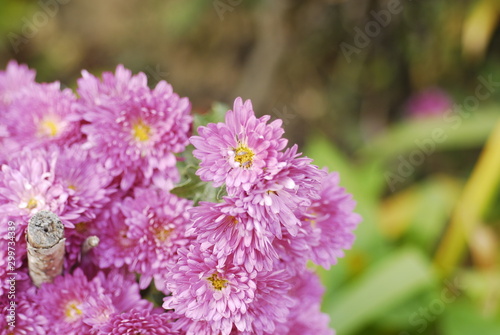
0 61 360 335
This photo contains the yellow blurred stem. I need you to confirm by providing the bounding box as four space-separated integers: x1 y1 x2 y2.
434 121 500 277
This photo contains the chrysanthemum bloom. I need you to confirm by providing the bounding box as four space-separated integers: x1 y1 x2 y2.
163 244 256 334
119 187 192 288
98 309 177 335
54 145 115 266
90 204 134 269
55 145 114 223
0 61 36 162
286 270 334 335
271 223 318 275
94 268 153 313
3 81 82 156
91 188 192 288
36 268 153 335
78 65 192 190
0 286 48 335
244 145 326 239
0 148 81 242
0 60 35 109
232 269 295 335
187 198 277 272
304 171 361 269
190 97 287 192
171 270 294 335
36 268 102 335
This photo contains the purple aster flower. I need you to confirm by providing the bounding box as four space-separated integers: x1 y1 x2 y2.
187 198 277 273
190 97 287 191
286 270 334 335
78 65 192 190
98 309 177 335
305 171 361 269
163 244 256 334
3 81 82 156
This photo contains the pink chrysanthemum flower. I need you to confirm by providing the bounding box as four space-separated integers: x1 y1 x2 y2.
54 145 115 266
0 61 36 162
78 65 192 190
172 270 294 335
0 60 35 108
234 269 295 335
36 268 102 335
3 82 82 155
55 145 114 223
305 171 361 269
271 223 318 275
122 187 192 288
244 145 326 239
91 188 192 288
191 97 287 191
187 198 277 273
286 270 334 335
98 309 177 335
36 268 152 335
163 245 256 334
0 286 48 335
0 148 81 242
90 204 134 269
95 268 153 313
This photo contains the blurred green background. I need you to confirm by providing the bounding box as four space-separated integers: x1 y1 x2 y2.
1 0 500 334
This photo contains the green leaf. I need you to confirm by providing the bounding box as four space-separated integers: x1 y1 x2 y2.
326 248 435 335
358 108 499 166
193 102 228 131
440 299 500 335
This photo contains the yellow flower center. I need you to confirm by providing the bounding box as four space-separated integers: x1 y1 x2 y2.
75 222 87 233
27 198 38 210
64 301 83 321
39 117 60 137
207 273 228 291
68 184 77 191
154 227 173 242
233 144 254 168
132 119 150 142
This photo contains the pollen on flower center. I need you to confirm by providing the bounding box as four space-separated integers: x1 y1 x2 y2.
233 144 254 168
206 273 228 291
26 198 38 210
153 226 173 242
64 301 83 321
39 118 59 137
132 119 151 142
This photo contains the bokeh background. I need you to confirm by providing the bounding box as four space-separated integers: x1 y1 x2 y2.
1 0 500 334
